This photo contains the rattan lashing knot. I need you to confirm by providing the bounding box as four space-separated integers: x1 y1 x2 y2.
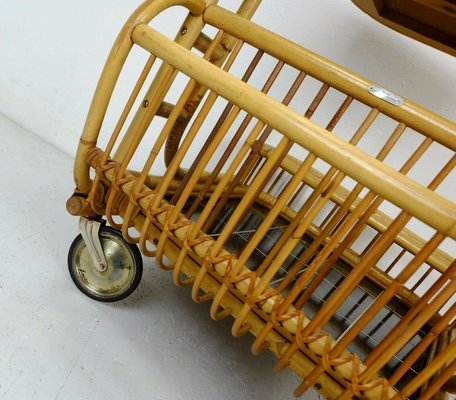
129 188 153 208
202 246 235 275
185 235 213 253
112 173 136 193
248 289 279 310
84 147 104 168
220 255 259 291
98 160 118 182
166 219 192 234
146 203 173 222
269 301 300 327
320 336 334 372
349 375 391 400
220 256 241 289
295 314 327 351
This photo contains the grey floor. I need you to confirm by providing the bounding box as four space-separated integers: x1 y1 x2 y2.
0 112 315 399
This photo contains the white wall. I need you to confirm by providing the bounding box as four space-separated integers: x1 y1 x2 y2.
0 0 454 158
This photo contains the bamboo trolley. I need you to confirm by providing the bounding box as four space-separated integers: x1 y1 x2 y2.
66 1 456 398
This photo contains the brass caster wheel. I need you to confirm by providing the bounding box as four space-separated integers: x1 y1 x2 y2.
68 225 143 302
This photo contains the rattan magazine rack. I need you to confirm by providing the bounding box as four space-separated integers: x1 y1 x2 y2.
66 1 456 398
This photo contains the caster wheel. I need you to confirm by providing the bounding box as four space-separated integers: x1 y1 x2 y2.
68 226 143 302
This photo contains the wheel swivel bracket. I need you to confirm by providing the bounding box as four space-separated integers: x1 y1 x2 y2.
78 217 108 272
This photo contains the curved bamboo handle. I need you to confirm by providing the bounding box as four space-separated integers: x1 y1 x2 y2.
74 0 207 194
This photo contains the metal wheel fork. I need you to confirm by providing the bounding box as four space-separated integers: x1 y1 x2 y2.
78 217 108 272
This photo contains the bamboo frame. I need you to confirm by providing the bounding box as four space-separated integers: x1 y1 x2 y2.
67 1 456 399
